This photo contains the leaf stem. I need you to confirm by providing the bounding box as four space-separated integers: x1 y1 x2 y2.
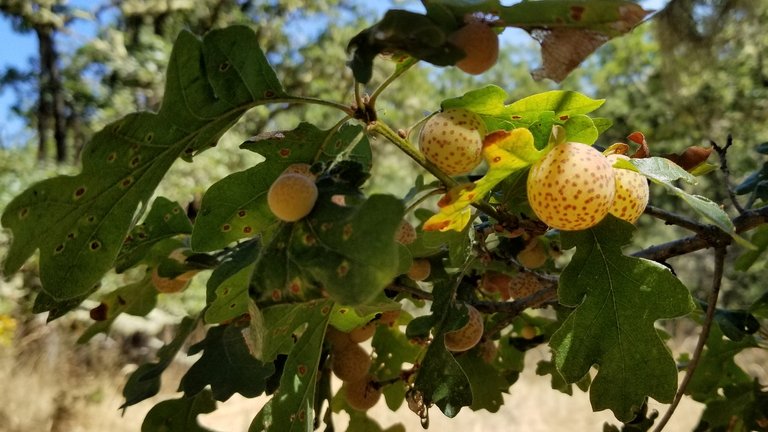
369 57 419 107
652 246 728 432
268 95 354 116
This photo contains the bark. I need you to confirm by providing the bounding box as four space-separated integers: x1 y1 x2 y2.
35 25 68 163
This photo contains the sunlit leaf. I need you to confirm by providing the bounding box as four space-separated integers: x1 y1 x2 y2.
550 216 695 422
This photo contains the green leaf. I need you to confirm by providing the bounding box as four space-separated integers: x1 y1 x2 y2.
695 381 768 432
122 315 200 408
180 324 275 401
413 283 473 417
371 324 421 411
735 225 768 271
191 123 370 251
33 289 96 322
630 157 696 184
455 350 509 412
536 359 576 396
550 216 695 422
78 273 158 343
504 90 605 125
632 157 750 247
441 87 606 135
563 114 599 144
249 300 333 432
141 390 218 432
205 239 261 324
347 9 463 83
116 197 192 272
250 300 333 364
1 26 286 300
251 194 403 306
685 325 755 403
500 1 648 34
441 85 510 121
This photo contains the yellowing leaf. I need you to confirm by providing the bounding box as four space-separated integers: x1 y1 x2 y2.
424 129 540 232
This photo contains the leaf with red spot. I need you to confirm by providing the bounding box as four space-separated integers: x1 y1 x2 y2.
77 273 158 343
424 128 541 232
191 123 371 252
249 299 333 431
1 26 286 301
250 194 404 306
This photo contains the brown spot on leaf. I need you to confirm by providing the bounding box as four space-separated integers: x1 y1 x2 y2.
570 5 585 21
90 303 108 321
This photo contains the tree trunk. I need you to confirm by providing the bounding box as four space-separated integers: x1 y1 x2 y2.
36 25 68 163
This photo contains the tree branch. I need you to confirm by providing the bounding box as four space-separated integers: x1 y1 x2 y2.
634 204 768 262
653 246 728 432
644 204 712 235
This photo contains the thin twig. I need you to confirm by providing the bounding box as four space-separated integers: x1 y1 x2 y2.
369 57 418 107
652 246 728 432
483 279 560 337
712 135 746 214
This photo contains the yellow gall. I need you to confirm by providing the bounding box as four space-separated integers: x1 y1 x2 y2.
407 259 431 281
444 304 484 352
419 109 486 176
267 173 318 222
508 272 543 299
448 21 499 75
606 154 649 223
332 343 371 382
395 220 417 245
527 142 616 230
344 375 381 411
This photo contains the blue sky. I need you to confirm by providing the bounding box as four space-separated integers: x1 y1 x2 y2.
0 0 667 148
